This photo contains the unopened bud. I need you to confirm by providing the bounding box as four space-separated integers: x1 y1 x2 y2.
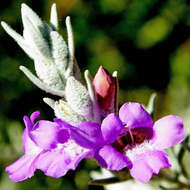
93 66 117 112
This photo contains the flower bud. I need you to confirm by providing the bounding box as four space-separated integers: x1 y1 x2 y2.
93 66 117 112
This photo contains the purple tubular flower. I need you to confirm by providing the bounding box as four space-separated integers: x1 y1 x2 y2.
5 112 90 182
68 102 185 183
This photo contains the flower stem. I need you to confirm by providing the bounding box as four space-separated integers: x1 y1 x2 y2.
89 177 121 186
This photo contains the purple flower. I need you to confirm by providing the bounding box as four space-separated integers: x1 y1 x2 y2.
6 112 90 182
65 102 185 183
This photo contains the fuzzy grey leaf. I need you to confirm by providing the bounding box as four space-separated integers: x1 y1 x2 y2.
50 31 68 75
20 65 65 96
72 58 82 81
43 97 56 109
65 16 74 76
1 21 35 59
54 99 86 125
84 70 100 123
21 3 44 30
66 16 74 59
34 59 65 91
22 16 51 59
50 3 58 30
65 76 93 119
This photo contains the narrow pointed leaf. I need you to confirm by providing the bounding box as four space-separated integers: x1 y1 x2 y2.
85 70 100 123
50 31 68 74
146 93 157 117
66 16 74 59
43 97 55 109
65 16 74 76
20 66 65 96
22 16 51 58
50 3 58 30
1 22 35 58
21 3 43 30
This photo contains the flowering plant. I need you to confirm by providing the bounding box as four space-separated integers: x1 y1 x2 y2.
1 3 189 189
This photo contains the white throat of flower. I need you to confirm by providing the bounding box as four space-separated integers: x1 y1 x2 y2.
58 139 89 159
124 140 154 161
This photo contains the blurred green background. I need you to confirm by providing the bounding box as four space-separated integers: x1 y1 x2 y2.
1 0 190 189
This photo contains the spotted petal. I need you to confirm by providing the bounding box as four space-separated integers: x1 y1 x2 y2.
29 120 70 150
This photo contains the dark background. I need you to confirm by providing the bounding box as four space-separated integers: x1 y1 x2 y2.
1 0 190 189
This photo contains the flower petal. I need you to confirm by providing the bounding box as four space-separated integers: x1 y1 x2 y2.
23 112 40 131
23 115 33 131
101 113 124 143
55 119 105 149
54 118 73 129
130 150 171 183
22 129 42 154
29 120 69 150
94 150 107 168
97 145 131 170
5 154 38 182
30 111 40 124
70 122 104 149
119 102 153 128
36 145 89 178
151 115 185 149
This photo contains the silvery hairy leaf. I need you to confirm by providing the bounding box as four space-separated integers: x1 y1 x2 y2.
65 76 93 120
43 98 86 125
1 3 81 97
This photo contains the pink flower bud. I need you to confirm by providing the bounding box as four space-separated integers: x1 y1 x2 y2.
93 66 117 111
